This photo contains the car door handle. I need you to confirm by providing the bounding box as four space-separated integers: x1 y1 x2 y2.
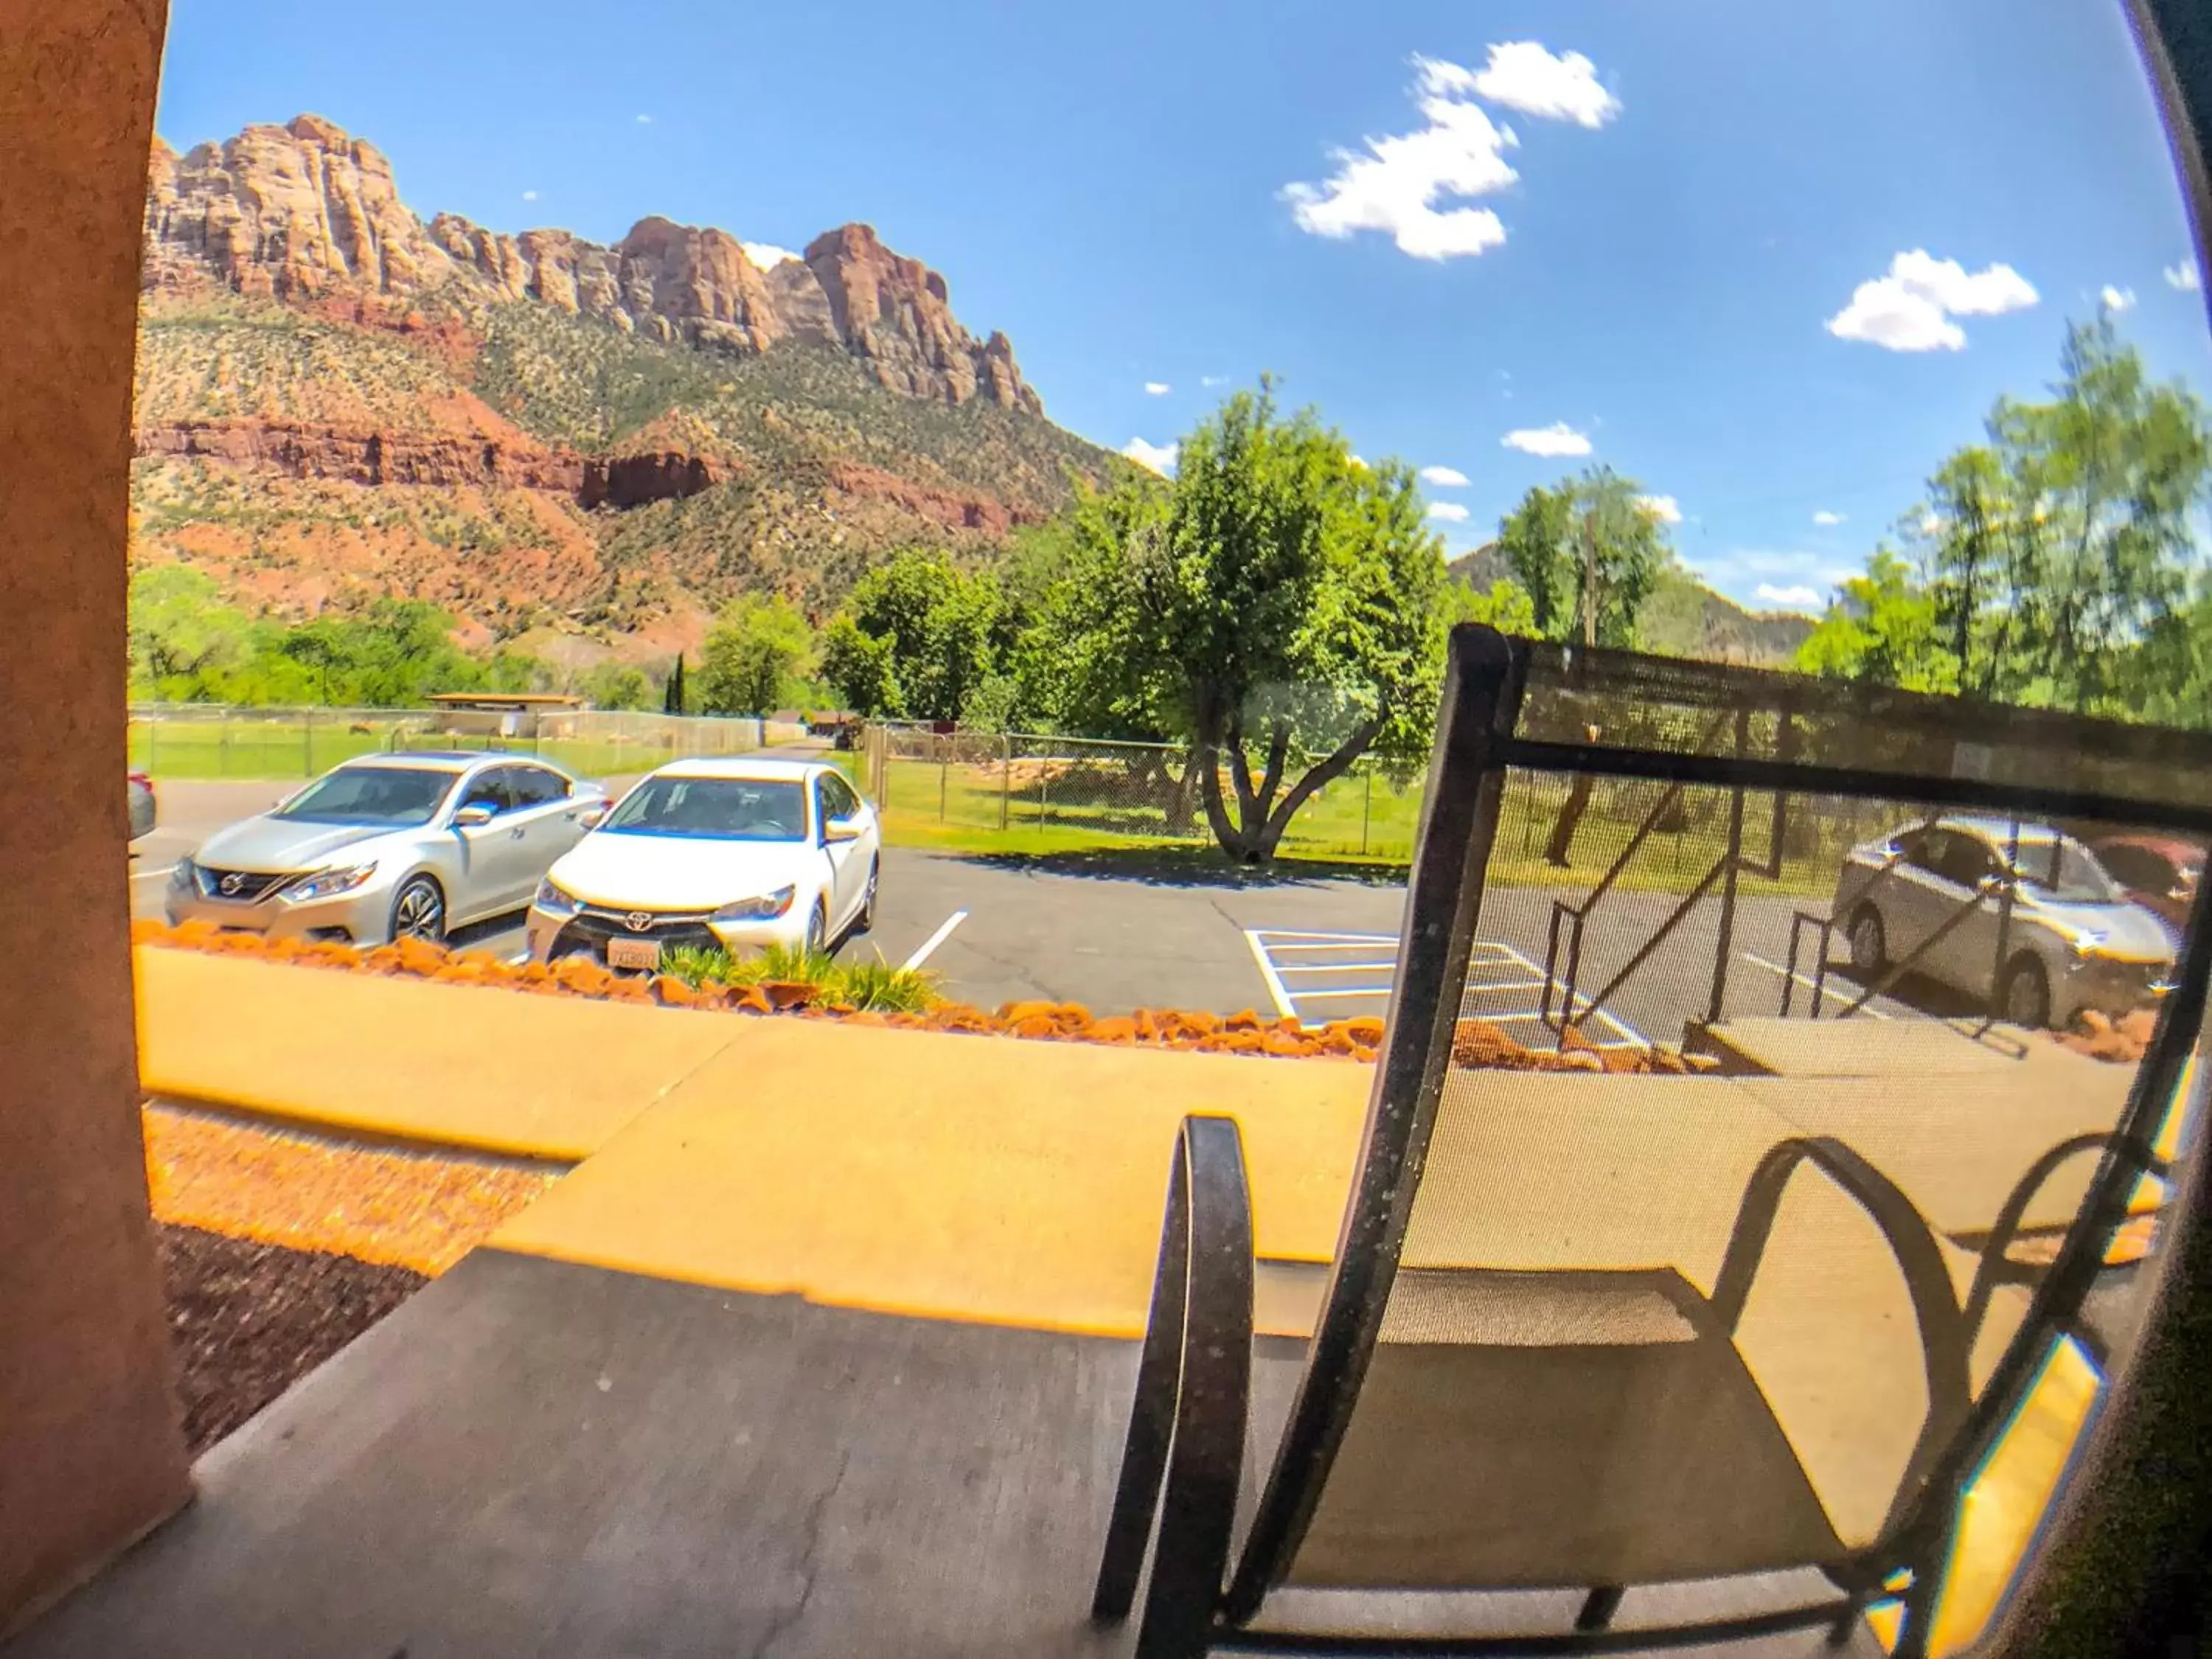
509 827 526 840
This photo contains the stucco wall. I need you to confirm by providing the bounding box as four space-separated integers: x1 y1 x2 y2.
0 0 192 1632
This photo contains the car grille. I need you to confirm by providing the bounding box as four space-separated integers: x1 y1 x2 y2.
194 868 297 903
552 908 722 963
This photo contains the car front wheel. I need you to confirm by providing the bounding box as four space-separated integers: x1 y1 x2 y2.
2000 956 2053 1029
390 875 447 944
804 900 827 958
857 859 879 934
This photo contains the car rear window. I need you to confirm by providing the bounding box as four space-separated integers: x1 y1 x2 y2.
600 776 808 841
273 767 459 826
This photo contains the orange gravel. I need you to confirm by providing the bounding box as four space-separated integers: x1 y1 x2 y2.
144 1104 564 1276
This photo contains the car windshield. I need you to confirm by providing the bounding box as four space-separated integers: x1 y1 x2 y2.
271 767 459 827
600 776 808 841
2010 836 2121 905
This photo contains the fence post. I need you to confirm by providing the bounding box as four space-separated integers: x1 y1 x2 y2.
147 717 158 778
939 753 949 821
218 720 230 779
303 711 315 776
1001 735 1012 831
1361 768 1373 858
1038 757 1048 825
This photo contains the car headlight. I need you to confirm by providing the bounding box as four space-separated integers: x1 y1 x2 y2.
534 878 581 917
279 863 378 903
713 886 796 922
171 855 195 889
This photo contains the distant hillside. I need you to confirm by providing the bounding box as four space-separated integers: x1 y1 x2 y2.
131 114 1116 665
1447 546 1815 667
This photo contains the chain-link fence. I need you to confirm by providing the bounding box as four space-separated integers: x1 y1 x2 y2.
128 705 810 782
857 726 1429 860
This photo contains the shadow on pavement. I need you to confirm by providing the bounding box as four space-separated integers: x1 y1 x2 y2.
945 846 1411 889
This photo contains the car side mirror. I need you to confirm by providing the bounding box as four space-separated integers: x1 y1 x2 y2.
824 815 863 844
454 803 496 829
580 801 611 828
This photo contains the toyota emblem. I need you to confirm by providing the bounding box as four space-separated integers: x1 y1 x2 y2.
624 911 654 933
219 872 246 896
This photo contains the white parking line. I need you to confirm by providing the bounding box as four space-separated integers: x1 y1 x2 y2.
130 864 176 882
1739 951 1893 1020
1245 928 1302 1022
902 909 969 972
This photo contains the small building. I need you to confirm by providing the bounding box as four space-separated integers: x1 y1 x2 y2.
423 692 583 740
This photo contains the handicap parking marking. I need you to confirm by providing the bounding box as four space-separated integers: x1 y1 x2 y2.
1244 931 1648 1047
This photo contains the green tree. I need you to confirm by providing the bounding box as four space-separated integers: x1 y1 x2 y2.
1795 549 1960 693
698 596 813 716
663 654 689 714
818 616 903 717
580 662 653 711
1494 467 1666 649
819 552 1005 723
1037 386 1447 863
1820 319 2212 714
1442 576 1539 636
128 566 251 698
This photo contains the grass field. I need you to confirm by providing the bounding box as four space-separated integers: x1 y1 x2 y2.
136 717 1871 897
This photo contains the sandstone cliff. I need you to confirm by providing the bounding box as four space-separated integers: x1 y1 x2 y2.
145 115 1042 413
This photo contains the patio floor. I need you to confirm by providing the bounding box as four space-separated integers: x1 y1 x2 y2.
4 1248 1888 1659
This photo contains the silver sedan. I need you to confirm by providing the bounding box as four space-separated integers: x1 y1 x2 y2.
167 752 608 946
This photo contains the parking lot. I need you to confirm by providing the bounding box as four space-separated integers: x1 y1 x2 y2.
133 780 1935 1043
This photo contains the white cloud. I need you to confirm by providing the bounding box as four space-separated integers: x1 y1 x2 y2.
1812 509 1845 526
2166 258 2201 291
1443 41 1621 129
1756 582 1823 610
1200 374 1229 388
1920 512 1943 534
1121 437 1179 475
1501 422 1592 457
1824 249 2039 352
1283 56 1537 260
741 241 799 271
635 114 653 125
1419 465 1470 487
2101 285 2138 313
521 189 540 203
1349 454 1368 469
1144 381 1171 396
1427 501 1471 523
1636 494 1681 524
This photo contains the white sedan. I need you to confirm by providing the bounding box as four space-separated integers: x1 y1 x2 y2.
526 757 881 972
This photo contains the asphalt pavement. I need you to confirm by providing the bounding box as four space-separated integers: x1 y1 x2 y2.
129 779 1935 1035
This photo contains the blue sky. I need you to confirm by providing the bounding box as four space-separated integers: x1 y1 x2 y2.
157 0 2212 612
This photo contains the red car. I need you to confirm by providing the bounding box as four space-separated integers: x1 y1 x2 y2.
2090 834 2202 931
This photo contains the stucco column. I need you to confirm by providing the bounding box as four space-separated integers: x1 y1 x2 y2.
0 0 192 1633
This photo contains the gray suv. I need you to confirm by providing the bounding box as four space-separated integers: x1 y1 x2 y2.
167 752 607 946
1832 815 2174 1029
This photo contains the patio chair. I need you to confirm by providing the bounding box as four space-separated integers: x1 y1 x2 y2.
1090 627 2211 1658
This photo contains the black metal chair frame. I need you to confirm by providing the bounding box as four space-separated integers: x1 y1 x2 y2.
1090 626 2212 1659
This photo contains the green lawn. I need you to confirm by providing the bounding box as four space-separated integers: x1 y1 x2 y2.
136 718 1865 898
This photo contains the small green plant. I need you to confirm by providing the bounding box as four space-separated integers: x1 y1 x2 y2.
655 941 939 1013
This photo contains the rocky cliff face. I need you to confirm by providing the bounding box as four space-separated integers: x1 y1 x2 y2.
145 115 1042 413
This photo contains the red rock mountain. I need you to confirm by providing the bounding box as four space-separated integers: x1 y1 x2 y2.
131 116 1107 662
143 114 1043 414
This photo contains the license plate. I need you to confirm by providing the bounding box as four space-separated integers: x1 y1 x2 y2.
605 937 661 972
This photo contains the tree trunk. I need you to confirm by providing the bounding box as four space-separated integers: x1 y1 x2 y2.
1542 722 1603 869
1197 742 1259 861
1543 775 1595 869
